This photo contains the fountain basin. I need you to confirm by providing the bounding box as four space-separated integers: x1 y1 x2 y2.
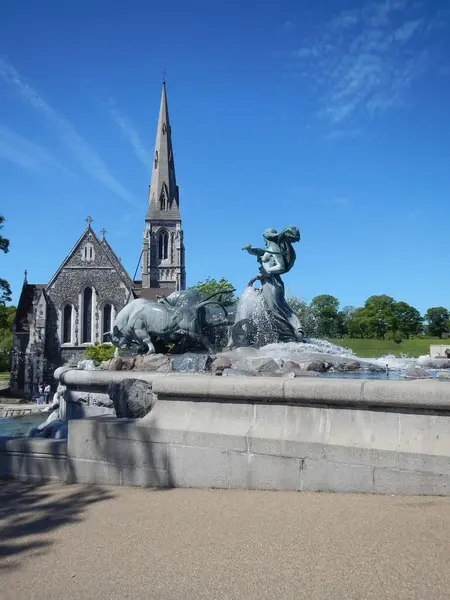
66 372 450 495
3 367 450 496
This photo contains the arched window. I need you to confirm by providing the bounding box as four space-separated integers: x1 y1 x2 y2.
62 304 72 344
158 230 169 260
82 287 93 343
103 303 112 339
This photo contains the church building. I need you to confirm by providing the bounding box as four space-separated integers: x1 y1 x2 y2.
10 81 186 397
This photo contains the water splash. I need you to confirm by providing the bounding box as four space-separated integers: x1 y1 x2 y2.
367 354 418 371
226 338 422 372
232 287 276 346
231 289 423 371
76 359 97 370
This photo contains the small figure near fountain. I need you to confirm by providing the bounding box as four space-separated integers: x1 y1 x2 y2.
234 226 304 346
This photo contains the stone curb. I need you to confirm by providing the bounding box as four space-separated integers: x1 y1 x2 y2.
54 368 450 410
153 375 450 410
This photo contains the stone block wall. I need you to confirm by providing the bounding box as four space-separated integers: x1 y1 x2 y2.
65 378 450 495
0 438 67 482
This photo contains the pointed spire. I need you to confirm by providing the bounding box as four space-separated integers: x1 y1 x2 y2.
23 269 28 285
146 80 180 220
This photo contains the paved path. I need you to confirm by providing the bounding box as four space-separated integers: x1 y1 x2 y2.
1 483 449 600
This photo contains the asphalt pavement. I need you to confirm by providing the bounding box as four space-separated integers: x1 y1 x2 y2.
1 482 449 600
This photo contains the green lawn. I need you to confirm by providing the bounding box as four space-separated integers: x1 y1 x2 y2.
0 372 9 381
327 337 449 358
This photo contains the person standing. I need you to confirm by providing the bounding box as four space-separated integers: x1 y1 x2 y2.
44 382 51 404
37 383 45 405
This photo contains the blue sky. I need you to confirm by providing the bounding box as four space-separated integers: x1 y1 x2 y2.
1 0 449 315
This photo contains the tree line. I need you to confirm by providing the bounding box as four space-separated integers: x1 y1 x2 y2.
190 278 450 341
287 294 450 341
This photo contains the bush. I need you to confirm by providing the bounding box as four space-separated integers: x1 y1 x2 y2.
0 332 12 371
393 331 404 344
83 343 116 366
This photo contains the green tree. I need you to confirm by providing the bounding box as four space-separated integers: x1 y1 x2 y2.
341 305 355 320
0 305 16 331
338 305 355 337
346 306 373 338
287 297 317 337
392 301 423 339
0 215 12 305
310 294 341 337
189 277 236 305
424 307 450 338
0 305 15 371
362 295 396 339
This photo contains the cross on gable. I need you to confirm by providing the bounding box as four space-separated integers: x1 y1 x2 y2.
86 216 93 226
100 228 106 239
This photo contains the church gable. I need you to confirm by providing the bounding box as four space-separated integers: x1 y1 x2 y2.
48 228 113 282
43 218 135 349
46 220 133 293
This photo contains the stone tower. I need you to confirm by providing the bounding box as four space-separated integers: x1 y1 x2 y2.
140 80 186 299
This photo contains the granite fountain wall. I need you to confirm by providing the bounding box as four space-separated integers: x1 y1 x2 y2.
2 367 450 495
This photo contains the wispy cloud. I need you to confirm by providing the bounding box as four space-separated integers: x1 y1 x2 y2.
108 98 151 168
0 57 137 206
283 2 446 127
0 126 72 175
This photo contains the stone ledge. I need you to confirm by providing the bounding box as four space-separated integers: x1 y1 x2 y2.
56 368 450 410
153 375 450 410
0 437 67 455
55 367 168 387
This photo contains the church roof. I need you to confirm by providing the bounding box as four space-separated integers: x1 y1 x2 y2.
13 284 47 333
140 288 172 301
146 81 181 222
100 236 135 290
46 219 136 294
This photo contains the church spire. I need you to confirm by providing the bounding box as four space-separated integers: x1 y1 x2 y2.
146 80 180 220
141 80 185 295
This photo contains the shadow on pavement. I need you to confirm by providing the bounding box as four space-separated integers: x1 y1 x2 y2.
0 481 114 572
